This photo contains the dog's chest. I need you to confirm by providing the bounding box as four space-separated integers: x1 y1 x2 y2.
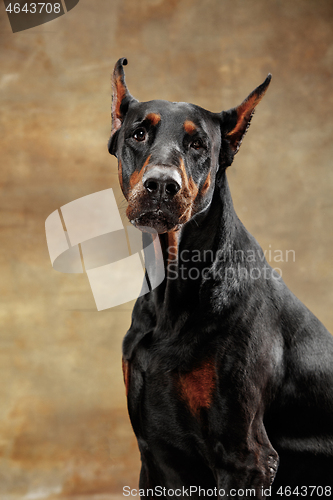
176 359 217 416
122 347 218 440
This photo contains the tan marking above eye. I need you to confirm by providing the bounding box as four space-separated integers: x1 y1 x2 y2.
183 120 197 135
145 113 161 126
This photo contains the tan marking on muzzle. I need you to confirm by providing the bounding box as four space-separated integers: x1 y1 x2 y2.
129 155 151 191
188 176 199 200
179 158 199 201
201 171 211 197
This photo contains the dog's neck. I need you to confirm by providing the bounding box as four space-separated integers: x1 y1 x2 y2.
124 172 272 354
159 174 237 270
143 172 264 325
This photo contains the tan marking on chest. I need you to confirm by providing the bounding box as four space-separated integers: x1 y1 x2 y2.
178 359 216 415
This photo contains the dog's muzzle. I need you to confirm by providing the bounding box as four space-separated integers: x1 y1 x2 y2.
142 166 182 201
127 166 187 233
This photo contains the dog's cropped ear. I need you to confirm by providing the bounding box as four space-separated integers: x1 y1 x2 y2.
221 74 271 159
108 58 137 156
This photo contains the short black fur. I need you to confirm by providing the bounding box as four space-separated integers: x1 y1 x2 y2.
109 59 333 499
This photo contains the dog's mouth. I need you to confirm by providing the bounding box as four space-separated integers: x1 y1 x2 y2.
129 208 181 234
126 183 194 234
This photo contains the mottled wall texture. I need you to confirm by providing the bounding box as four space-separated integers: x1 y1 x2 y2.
0 0 332 497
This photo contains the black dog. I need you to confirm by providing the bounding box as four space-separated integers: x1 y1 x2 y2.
108 58 333 499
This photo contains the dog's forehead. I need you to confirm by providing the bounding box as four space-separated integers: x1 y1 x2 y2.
126 99 217 129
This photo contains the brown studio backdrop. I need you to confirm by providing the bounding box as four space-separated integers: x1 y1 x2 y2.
0 0 333 497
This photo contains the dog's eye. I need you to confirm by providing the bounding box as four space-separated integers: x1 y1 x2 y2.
133 128 146 142
190 139 204 150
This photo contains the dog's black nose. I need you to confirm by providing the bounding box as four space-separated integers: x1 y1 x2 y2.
144 178 181 197
143 167 182 199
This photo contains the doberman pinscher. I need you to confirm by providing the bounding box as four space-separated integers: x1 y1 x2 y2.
108 58 333 499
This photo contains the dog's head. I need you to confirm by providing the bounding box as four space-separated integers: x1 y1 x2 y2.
108 58 271 234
